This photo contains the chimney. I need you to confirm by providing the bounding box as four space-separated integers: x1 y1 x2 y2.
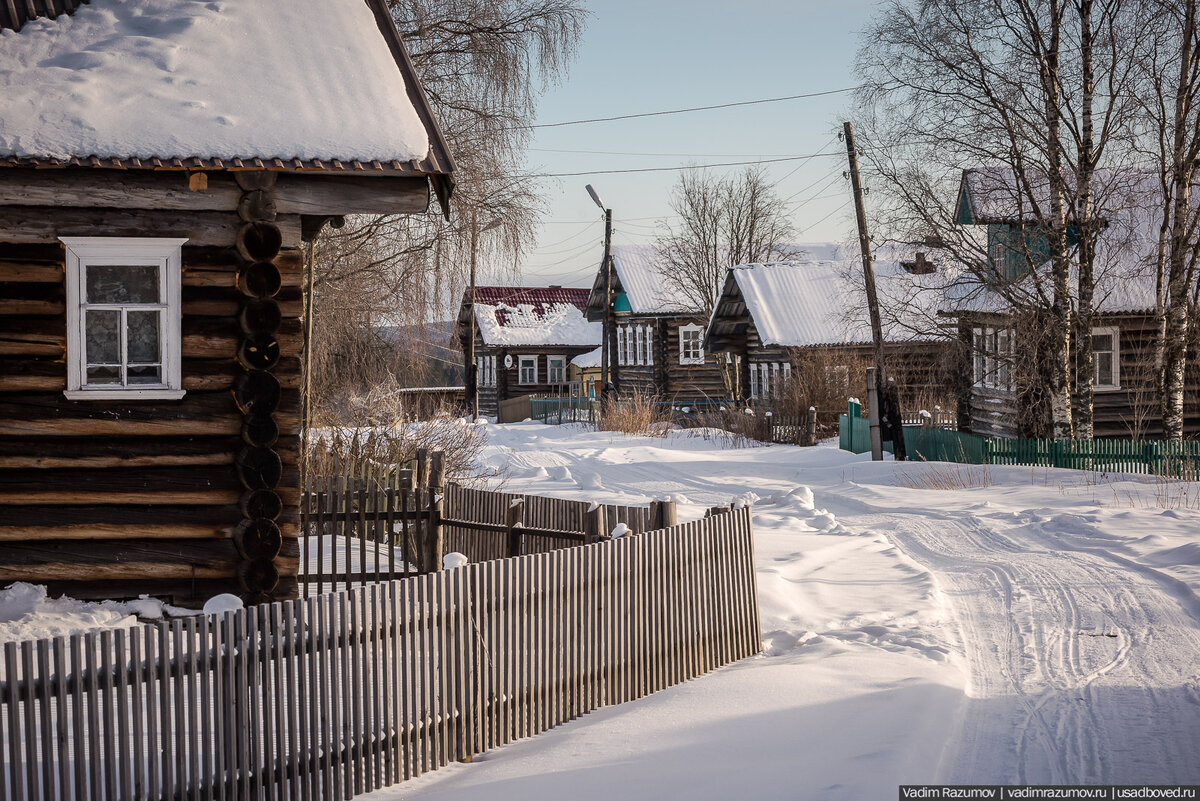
901 252 936 275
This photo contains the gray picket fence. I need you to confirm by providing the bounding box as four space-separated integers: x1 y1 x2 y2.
0 507 760 801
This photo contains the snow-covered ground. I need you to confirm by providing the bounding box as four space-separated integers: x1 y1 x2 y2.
370 421 1200 799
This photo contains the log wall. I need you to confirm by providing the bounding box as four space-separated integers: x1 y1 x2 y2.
959 314 1200 439
0 169 311 605
613 314 728 401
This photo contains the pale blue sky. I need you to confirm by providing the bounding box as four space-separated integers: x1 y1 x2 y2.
505 0 880 287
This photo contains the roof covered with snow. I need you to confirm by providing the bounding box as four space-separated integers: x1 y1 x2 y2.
609 244 696 315
466 287 602 349
571 346 603 369
0 0 450 175
708 243 950 349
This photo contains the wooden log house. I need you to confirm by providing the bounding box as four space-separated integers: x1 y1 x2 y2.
947 168 1199 438
0 0 454 604
455 286 601 417
705 245 954 408
584 244 729 402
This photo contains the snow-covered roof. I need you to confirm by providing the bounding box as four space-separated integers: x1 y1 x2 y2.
471 287 602 349
609 244 696 314
711 243 948 348
0 0 440 169
948 169 1165 317
571 346 603 369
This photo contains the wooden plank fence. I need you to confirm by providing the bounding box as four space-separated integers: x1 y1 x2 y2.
0 508 761 801
299 457 662 594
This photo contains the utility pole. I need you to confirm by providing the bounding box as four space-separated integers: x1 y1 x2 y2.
466 213 501 420
587 185 614 398
844 121 889 461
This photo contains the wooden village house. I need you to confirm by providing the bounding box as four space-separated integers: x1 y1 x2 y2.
705 244 954 411
0 0 454 604
585 244 729 403
948 168 1197 439
455 286 601 417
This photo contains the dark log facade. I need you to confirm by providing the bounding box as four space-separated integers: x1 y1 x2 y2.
610 313 729 402
957 312 1200 440
0 168 433 605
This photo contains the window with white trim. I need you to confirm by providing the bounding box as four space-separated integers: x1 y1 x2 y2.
477 355 497 387
547 355 566 384
971 325 1014 391
1092 326 1120 390
646 325 654 365
679 323 704 365
518 355 538 385
635 325 645 365
62 237 187 400
616 325 627 365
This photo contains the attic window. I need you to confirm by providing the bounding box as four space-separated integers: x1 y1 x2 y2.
61 237 187 400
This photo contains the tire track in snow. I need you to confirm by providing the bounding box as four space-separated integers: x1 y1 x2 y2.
820 495 1200 785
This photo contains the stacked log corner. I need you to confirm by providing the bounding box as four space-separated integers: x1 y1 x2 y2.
0 168 304 606
232 174 288 603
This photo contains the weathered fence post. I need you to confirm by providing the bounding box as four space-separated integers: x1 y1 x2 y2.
807 406 817 446
428 451 445 572
399 468 418 573
584 504 607 544
506 497 525 557
648 499 677 531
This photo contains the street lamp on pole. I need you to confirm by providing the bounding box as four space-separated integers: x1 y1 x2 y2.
467 212 502 420
585 184 615 397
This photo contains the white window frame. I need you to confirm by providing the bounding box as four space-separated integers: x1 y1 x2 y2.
1092 326 1121 391
635 325 645 366
61 237 187 400
547 354 566 385
749 363 760 400
646 325 654 365
616 325 627 366
679 323 705 365
518 355 538 385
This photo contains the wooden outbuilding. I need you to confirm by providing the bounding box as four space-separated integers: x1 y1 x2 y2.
455 286 600 417
585 244 729 402
0 0 454 604
705 244 954 408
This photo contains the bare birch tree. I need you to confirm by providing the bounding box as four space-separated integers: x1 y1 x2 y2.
657 167 795 317
1135 0 1200 440
855 0 1138 438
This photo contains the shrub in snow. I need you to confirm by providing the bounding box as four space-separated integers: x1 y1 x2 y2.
443 552 469 569
203 594 244 616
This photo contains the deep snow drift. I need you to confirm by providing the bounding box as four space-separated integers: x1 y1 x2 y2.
371 422 1200 800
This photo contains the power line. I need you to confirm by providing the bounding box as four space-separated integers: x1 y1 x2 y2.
523 86 865 129
526 151 842 179
530 147 818 158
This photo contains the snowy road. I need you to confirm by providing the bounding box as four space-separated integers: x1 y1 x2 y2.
365 424 1200 799
825 487 1200 785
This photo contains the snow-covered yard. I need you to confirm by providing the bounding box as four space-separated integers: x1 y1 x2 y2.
369 422 1200 799
4 421 1199 798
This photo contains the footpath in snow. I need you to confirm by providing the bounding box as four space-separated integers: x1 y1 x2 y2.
370 422 1200 800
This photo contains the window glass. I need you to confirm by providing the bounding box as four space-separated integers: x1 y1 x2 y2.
1092 329 1118 388
519 356 537 384
548 356 565 384
85 310 121 365
127 310 161 364
87 265 159 304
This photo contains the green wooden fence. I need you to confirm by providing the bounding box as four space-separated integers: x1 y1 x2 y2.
839 400 1200 478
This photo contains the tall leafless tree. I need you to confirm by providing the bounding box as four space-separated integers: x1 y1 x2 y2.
657 167 795 317
305 0 587 418
855 0 1138 439
1134 0 1200 440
